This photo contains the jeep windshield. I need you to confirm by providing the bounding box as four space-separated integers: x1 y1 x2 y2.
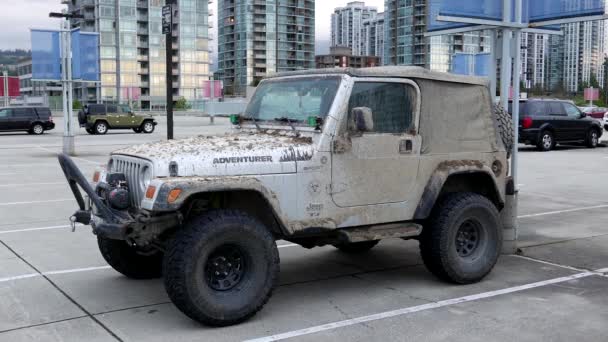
244 76 341 125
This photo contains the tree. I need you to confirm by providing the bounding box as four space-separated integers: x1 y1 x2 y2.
174 97 191 110
590 74 600 89
72 100 83 110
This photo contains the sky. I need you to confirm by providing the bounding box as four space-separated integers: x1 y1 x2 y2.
0 0 385 51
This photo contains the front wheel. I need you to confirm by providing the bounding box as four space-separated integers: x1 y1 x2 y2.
536 130 554 151
142 121 155 134
420 193 502 284
163 210 280 326
586 128 600 148
98 237 163 279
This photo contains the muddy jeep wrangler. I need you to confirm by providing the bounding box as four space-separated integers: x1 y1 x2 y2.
59 67 513 327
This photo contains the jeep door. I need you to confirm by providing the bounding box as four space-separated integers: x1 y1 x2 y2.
331 79 420 207
106 104 120 128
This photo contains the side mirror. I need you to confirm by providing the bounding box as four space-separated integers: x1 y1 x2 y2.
580 112 587 118
350 107 374 133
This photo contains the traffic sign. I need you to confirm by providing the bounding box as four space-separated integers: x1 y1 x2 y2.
162 5 172 34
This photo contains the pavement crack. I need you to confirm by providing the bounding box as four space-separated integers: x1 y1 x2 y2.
0 239 124 342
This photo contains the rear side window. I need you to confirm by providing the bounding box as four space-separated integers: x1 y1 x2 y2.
88 105 106 115
13 108 34 117
35 107 51 118
523 102 546 116
107 105 118 113
548 102 566 116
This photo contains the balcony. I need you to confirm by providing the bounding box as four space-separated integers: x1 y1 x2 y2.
138 68 149 74
137 28 149 35
172 56 179 62
137 55 149 61
140 81 149 87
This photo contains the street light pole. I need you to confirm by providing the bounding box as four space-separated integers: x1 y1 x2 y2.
163 1 175 140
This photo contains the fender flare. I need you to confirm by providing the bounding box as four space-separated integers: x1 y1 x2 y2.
413 161 504 220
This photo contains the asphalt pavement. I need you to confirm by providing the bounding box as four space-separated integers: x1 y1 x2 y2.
0 118 607 341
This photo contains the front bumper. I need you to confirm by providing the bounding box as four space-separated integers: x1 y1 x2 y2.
58 154 180 244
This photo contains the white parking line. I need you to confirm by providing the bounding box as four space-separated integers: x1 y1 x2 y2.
0 182 65 188
0 266 111 283
0 199 73 206
518 204 608 218
0 225 71 235
244 270 600 342
277 243 299 249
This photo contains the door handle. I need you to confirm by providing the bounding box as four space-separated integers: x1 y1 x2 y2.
399 139 413 154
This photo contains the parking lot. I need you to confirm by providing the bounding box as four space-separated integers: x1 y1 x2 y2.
1 117 608 341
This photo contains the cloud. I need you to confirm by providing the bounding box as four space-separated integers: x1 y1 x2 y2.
0 0 64 50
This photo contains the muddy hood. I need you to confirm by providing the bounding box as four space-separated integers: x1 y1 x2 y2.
112 132 315 177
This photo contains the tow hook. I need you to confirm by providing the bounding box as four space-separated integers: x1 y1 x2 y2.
70 210 92 231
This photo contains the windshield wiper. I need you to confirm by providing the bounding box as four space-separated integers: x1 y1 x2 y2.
243 114 261 131
274 117 298 133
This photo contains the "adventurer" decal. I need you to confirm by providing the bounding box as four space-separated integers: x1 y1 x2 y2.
213 156 273 164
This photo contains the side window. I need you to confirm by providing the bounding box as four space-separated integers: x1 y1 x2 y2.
525 102 546 116
36 107 51 118
548 102 566 116
0 109 11 118
119 105 131 113
106 105 118 114
563 103 581 118
348 82 416 134
88 105 105 115
12 108 31 117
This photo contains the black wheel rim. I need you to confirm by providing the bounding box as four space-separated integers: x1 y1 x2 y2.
455 219 482 258
204 244 246 291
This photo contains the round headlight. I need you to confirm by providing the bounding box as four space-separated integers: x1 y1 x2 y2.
141 166 153 190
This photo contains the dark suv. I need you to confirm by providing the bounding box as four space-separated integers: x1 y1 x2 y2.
511 99 603 151
0 107 55 135
78 104 156 135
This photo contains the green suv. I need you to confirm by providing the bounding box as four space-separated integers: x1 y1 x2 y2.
78 104 157 135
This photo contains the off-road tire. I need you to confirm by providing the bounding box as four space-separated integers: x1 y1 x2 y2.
493 104 514 157
163 210 280 326
97 237 163 279
141 120 155 134
420 192 502 284
586 128 600 148
77 110 86 126
94 121 108 135
333 240 379 254
537 130 555 152
30 123 44 135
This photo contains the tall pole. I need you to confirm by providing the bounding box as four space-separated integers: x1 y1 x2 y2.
61 19 75 155
2 71 8 107
165 1 174 140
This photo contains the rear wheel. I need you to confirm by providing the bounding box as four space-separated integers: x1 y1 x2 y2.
98 237 163 279
142 121 155 134
420 192 502 284
94 121 108 135
31 123 44 135
86 128 95 135
536 130 554 151
333 240 379 254
586 128 600 148
163 210 279 326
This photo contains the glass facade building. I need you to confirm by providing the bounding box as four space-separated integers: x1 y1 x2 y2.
331 2 378 56
218 0 315 96
66 0 212 110
383 0 488 71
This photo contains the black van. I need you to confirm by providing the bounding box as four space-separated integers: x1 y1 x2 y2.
0 107 55 135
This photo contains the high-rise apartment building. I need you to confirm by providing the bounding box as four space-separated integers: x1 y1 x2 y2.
331 2 378 56
361 12 385 64
65 0 213 110
218 0 315 96
546 21 607 93
520 33 548 89
384 0 488 71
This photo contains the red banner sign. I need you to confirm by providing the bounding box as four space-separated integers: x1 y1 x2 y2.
584 88 600 101
0 76 20 97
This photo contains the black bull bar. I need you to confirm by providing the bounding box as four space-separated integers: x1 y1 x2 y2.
57 154 128 238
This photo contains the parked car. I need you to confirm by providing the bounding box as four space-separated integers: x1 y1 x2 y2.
603 112 608 131
78 104 157 135
580 106 607 119
511 99 603 151
0 106 55 135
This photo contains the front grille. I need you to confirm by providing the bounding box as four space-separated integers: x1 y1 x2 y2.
111 155 153 208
